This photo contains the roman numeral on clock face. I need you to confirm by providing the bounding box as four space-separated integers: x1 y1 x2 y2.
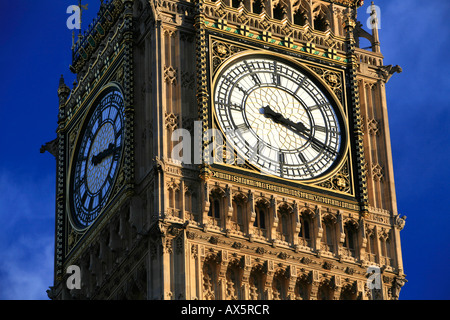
314 125 327 133
236 123 249 132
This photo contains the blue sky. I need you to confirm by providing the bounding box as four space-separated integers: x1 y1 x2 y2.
0 0 449 300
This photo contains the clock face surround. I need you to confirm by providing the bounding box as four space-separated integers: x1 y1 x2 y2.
213 53 346 181
70 85 125 230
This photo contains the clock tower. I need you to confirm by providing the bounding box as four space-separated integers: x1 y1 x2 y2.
45 0 406 300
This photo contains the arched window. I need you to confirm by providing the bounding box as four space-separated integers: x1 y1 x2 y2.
385 238 391 258
175 189 181 211
232 196 246 232
169 188 174 208
254 207 266 229
167 181 181 218
302 219 310 239
317 282 332 300
325 224 333 246
313 6 330 32
369 233 376 254
366 228 377 263
293 9 308 26
236 203 243 224
380 233 392 266
252 0 264 14
278 211 290 242
208 188 225 223
314 14 329 31
254 200 269 238
322 218 335 253
185 191 192 212
212 199 220 218
208 192 222 227
273 2 285 20
295 277 309 300
231 0 242 8
340 284 357 300
343 222 358 257
299 212 313 248
272 274 286 300
185 190 198 221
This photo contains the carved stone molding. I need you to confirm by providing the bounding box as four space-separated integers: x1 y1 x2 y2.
164 65 178 85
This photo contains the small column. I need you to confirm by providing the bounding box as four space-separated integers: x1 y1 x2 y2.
369 2 381 53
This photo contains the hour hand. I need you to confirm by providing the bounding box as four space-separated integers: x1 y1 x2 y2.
91 143 118 166
259 105 286 125
259 105 309 134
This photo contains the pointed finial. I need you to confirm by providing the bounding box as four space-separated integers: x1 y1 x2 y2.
58 74 71 101
59 74 66 88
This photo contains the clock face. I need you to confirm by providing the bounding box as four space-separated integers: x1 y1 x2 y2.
71 87 125 229
213 55 344 181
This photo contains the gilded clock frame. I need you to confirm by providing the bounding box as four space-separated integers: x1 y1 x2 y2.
208 36 354 196
66 81 126 233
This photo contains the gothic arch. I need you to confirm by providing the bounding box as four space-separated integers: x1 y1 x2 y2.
298 207 315 249
321 213 337 254
317 279 334 300
232 192 248 232
292 0 311 26
254 198 270 237
272 0 287 20
366 225 377 263
277 202 294 243
294 274 310 300
272 268 288 300
379 228 392 266
252 0 265 15
167 179 182 217
343 218 359 258
208 186 226 226
312 3 331 32
184 184 198 221
340 282 358 300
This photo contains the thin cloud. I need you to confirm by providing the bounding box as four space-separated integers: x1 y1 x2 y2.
0 170 55 300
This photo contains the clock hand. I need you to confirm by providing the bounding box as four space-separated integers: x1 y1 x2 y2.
91 143 120 166
259 106 287 125
260 106 337 155
259 105 309 134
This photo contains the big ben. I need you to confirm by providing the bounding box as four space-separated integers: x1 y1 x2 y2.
45 0 406 300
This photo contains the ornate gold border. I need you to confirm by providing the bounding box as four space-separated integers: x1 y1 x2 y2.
209 44 351 191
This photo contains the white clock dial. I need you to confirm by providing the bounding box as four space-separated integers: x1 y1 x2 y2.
214 55 343 180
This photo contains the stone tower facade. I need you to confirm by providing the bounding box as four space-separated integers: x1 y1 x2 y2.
46 0 406 300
